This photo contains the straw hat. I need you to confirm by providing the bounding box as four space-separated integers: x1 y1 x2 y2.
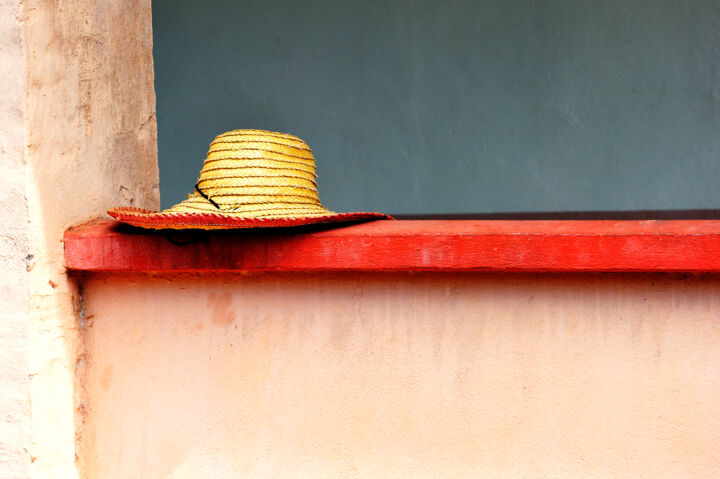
108 129 391 230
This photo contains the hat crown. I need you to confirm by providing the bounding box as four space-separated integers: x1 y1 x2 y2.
108 128 391 229
196 129 320 210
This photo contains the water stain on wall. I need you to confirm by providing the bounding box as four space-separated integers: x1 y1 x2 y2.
208 290 235 327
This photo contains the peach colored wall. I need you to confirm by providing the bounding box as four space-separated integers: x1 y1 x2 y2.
82 273 720 478
0 0 159 476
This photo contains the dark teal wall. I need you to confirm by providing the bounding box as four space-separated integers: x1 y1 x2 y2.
152 0 720 214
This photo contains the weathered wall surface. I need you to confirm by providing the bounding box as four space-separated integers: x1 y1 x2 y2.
0 0 30 476
83 273 720 478
1 0 160 477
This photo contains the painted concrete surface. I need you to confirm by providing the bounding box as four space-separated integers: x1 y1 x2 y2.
0 0 161 476
82 273 720 478
154 0 720 214
0 0 30 476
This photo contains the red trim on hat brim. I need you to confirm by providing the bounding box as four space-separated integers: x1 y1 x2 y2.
108 207 393 230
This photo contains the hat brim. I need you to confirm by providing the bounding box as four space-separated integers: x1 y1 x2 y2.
108 206 392 230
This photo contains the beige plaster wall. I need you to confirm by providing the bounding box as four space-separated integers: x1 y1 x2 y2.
82 273 720 478
0 0 30 476
0 0 158 477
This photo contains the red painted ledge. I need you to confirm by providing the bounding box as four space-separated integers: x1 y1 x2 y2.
64 218 720 273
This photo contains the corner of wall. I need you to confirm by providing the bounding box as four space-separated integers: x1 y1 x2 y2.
16 0 159 477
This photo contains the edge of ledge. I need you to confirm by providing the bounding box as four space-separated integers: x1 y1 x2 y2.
64 218 720 273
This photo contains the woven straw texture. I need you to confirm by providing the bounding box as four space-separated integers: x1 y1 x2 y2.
109 129 391 230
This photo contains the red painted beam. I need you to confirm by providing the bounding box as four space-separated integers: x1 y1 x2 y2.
64 218 720 273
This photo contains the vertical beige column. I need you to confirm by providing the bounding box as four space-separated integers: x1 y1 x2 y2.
0 0 30 477
0 0 159 477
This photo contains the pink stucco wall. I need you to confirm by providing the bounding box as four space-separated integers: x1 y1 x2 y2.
81 272 720 478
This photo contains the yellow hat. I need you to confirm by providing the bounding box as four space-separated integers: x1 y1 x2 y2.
109 129 391 229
